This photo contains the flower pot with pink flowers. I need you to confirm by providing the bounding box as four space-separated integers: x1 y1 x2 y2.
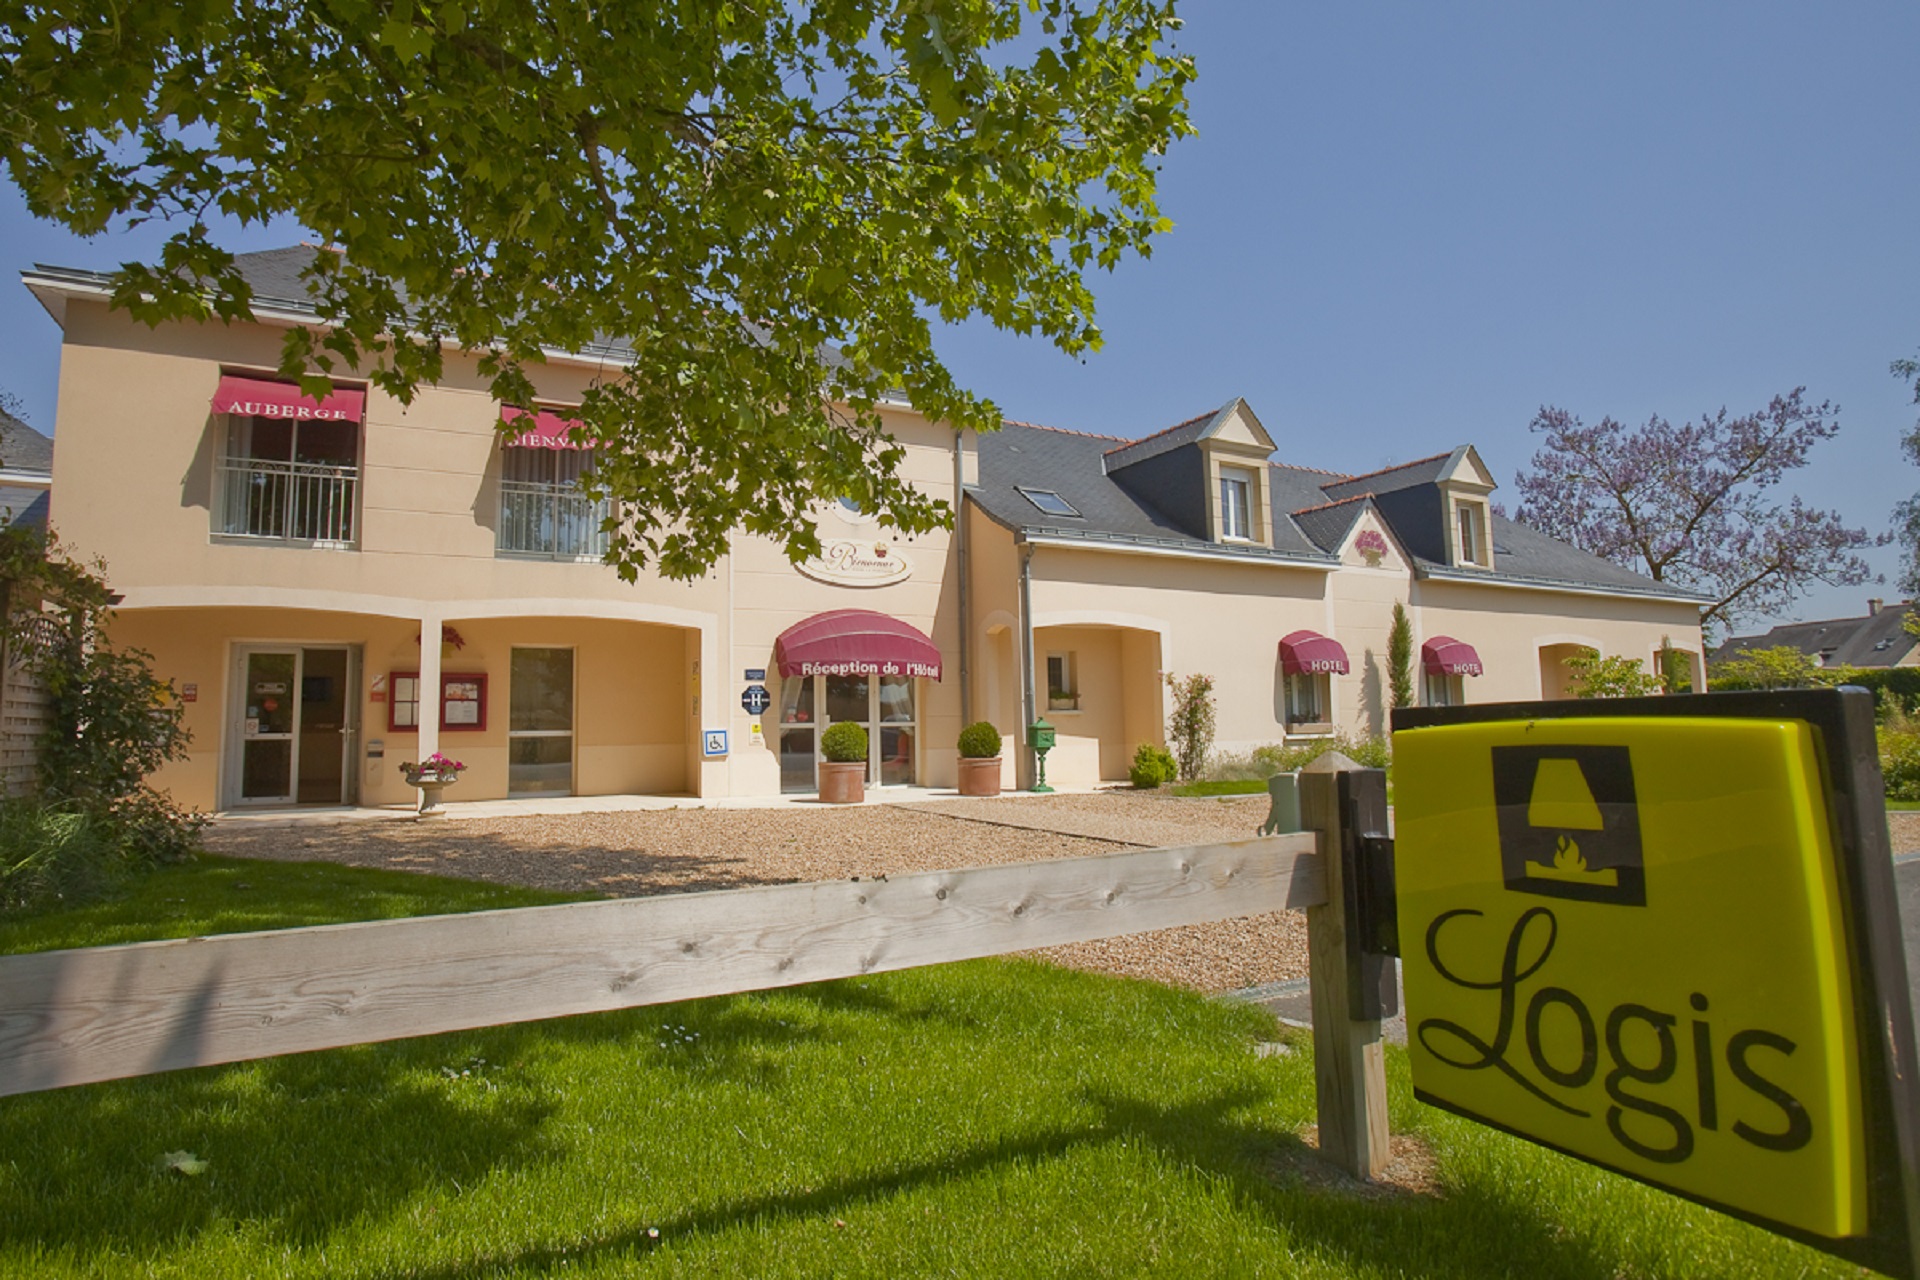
399 752 466 815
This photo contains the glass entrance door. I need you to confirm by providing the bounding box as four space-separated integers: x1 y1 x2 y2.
509 647 574 795
776 674 917 792
238 650 297 803
234 646 357 806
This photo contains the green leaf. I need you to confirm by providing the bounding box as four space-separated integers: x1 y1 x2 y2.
161 1150 210 1177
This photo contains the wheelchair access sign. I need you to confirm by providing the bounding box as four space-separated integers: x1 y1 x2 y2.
1391 689 1920 1278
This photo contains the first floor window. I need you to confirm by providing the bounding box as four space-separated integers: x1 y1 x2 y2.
217 412 360 543
498 446 611 559
1284 672 1330 726
1424 672 1464 707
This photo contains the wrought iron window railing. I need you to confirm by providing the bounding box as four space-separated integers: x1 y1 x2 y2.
215 458 359 545
498 481 611 559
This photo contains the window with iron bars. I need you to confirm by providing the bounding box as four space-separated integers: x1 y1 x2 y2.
215 416 360 545
216 416 360 545
497 448 611 559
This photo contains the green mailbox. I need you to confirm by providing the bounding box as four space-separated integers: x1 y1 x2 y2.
1027 718 1056 793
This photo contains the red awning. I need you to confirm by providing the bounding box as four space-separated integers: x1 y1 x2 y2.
775 610 943 680
1278 630 1350 676
1422 636 1484 676
211 374 363 422
501 405 590 450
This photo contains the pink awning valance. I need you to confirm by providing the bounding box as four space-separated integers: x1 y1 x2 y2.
775 609 943 680
1278 630 1350 676
1422 636 1484 676
501 405 590 450
211 374 363 422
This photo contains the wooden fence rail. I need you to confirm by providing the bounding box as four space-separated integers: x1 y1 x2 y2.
0 833 1323 1100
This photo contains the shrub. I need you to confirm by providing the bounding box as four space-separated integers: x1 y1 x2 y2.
819 721 869 764
1387 602 1414 710
1129 743 1177 789
0 527 204 898
1881 705 1920 801
1565 650 1661 699
0 800 125 916
1708 645 1820 691
1165 672 1216 781
1244 730 1393 777
957 721 1002 759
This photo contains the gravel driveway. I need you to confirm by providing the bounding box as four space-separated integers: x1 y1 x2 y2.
203 792 1306 995
204 795 1919 998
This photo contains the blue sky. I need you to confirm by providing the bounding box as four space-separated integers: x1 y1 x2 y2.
3 3 1916 628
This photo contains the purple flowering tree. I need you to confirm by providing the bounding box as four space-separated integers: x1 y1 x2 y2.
1894 351 1920 596
1512 389 1882 640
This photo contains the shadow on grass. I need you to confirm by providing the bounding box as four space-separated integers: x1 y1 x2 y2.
0 1028 561 1251
370 1083 1621 1280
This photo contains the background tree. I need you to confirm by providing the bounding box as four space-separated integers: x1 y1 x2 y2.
1707 644 1820 691
1512 390 1881 640
1 0 1193 580
1564 651 1661 699
1386 601 1414 709
1894 350 1920 596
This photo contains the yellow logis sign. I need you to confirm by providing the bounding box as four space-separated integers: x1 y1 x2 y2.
1395 715 1865 1238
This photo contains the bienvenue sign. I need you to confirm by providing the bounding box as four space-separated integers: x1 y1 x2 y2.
1390 691 1920 1276
797 539 913 588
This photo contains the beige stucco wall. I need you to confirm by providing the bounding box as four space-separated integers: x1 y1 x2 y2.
725 409 965 792
1414 579 1704 705
1027 541 1331 771
108 608 691 811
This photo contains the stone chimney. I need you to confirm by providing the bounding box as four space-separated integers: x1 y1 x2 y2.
1869 598 1885 615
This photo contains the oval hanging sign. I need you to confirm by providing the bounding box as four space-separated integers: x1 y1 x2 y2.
797 539 913 588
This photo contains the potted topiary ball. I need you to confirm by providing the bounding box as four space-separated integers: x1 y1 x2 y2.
956 721 1003 797
817 721 869 804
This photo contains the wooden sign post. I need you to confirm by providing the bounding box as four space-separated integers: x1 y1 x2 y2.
1300 750 1391 1179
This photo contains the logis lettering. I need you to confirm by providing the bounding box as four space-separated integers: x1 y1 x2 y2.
1418 907 1813 1164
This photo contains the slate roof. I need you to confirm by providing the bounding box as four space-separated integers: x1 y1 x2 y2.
1715 605 1918 669
973 414 1709 604
972 420 1331 563
1102 401 1235 471
0 413 54 474
1320 450 1457 501
28 246 851 373
1287 495 1371 554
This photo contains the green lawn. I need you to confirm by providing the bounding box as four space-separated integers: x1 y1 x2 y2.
0 857 1864 1278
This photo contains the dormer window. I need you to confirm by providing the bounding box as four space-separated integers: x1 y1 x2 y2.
1455 501 1488 567
1220 468 1253 540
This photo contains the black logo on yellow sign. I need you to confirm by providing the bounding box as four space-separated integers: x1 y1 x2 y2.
1492 745 1645 906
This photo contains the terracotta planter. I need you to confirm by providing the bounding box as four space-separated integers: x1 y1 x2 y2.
957 756 1003 797
817 760 867 804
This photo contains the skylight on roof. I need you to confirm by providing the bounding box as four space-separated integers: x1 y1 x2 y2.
1017 487 1081 518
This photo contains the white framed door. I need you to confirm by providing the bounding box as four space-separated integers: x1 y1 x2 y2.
228 645 359 808
509 646 575 796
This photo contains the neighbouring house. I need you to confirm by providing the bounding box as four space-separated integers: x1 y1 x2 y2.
0 408 56 793
1713 600 1919 671
21 246 1707 809
0 409 52 531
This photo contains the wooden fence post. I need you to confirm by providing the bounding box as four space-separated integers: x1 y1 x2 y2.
1301 751 1391 1179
